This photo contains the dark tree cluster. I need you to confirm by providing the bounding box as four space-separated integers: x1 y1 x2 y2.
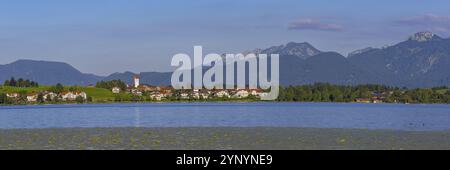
49 83 65 94
3 77 39 87
0 93 9 104
277 83 450 104
96 80 127 91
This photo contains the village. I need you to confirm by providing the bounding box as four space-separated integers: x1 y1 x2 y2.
114 75 270 101
4 89 88 103
0 75 271 104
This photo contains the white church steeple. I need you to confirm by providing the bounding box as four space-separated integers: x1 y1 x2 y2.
133 75 140 88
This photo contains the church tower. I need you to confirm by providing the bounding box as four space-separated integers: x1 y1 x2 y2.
133 75 140 88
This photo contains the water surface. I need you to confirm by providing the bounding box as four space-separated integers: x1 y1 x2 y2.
1 103 449 131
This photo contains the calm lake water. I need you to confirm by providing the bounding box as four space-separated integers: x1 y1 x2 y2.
0 103 450 131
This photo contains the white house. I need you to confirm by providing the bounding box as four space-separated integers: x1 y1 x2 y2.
112 87 121 94
215 90 230 98
75 91 88 100
6 93 19 98
194 90 209 99
180 92 189 99
192 89 201 99
250 89 263 96
233 90 249 98
131 89 142 96
26 93 38 102
60 92 75 101
44 92 57 100
60 91 87 101
200 93 209 99
150 93 164 101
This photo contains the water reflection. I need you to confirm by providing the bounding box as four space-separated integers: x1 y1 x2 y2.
134 107 141 128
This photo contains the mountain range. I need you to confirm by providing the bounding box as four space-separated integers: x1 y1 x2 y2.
0 60 103 86
1 32 449 88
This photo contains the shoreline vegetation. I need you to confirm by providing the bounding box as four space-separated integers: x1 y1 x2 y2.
0 127 449 150
1 78 450 106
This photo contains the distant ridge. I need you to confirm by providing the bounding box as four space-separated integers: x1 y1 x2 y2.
0 60 103 86
348 31 450 87
1 32 450 87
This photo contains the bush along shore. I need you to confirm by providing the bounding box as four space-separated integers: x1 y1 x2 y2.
1 78 450 105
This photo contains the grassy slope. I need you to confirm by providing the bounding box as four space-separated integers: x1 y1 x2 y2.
78 87 116 101
0 86 49 93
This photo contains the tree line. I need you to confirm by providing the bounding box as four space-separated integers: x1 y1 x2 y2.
3 77 39 87
277 83 450 104
95 80 127 91
2 81 450 105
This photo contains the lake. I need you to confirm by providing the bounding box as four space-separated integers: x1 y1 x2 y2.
0 102 450 131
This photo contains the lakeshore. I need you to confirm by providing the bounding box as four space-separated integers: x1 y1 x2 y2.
2 82 450 106
0 127 449 150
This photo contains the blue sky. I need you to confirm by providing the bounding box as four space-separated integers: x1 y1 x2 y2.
1 0 450 75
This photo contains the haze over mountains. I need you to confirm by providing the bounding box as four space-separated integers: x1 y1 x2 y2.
1 32 449 88
0 60 103 86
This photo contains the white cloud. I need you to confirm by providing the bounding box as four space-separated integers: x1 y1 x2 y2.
394 14 450 35
396 14 450 25
288 18 343 32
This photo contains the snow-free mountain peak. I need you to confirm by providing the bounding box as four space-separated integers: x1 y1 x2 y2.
261 42 321 60
348 47 378 57
408 32 442 42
